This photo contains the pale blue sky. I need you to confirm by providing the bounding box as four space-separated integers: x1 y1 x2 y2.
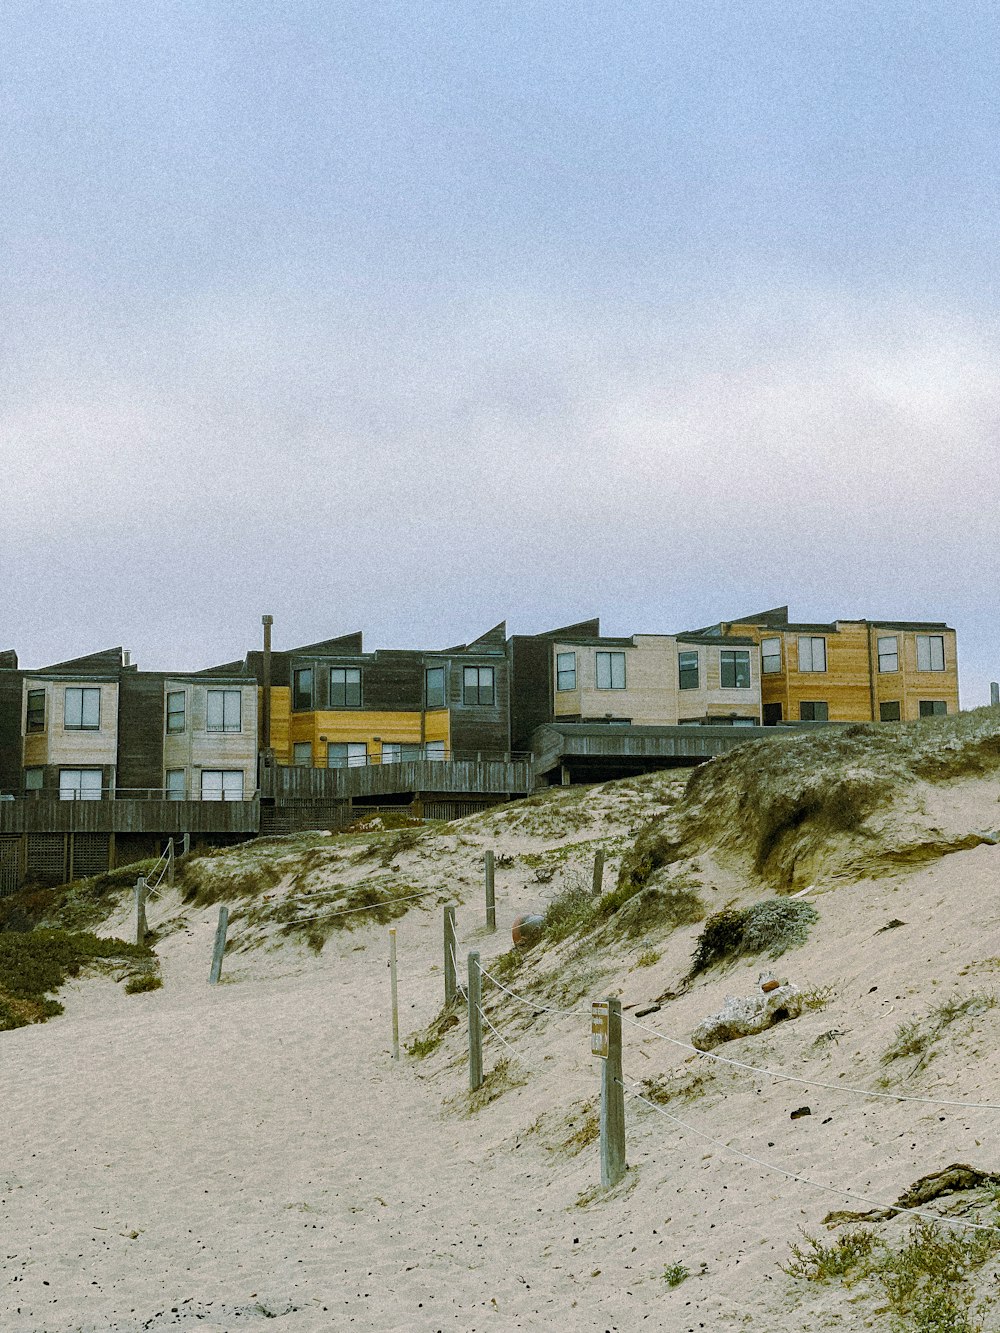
2 2 998 700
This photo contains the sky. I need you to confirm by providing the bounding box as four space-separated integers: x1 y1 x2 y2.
2 1 999 702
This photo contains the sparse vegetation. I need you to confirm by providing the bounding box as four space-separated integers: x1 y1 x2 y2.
0 929 153 1029
635 948 661 968
882 992 997 1070
124 972 163 995
784 1214 1000 1333
662 1262 690 1287
688 898 818 977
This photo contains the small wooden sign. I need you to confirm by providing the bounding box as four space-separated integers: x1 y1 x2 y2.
591 1000 610 1058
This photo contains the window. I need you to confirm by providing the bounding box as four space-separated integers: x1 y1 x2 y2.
201 770 244 801
65 687 100 730
761 638 782 674
293 668 313 710
797 637 827 673
556 652 577 691
799 701 829 721
463 666 495 706
24 768 44 794
919 700 948 717
596 652 626 690
877 636 899 673
26 689 45 733
381 742 424 763
425 666 446 708
166 690 186 734
720 649 751 689
165 769 185 800
880 701 901 722
762 702 783 726
327 742 367 769
206 689 241 733
916 635 946 672
59 769 102 800
424 740 445 761
330 668 362 708
678 651 699 690
293 742 313 768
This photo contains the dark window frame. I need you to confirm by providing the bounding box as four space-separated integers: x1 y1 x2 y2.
919 700 947 717
425 665 446 708
64 686 101 731
462 665 495 706
797 636 827 673
880 701 902 721
330 667 362 708
916 635 946 672
206 689 242 734
678 650 699 690
720 649 751 689
26 689 45 733
595 651 626 691
166 690 186 734
555 652 577 692
292 667 314 711
877 635 899 673
799 701 829 721
761 637 782 674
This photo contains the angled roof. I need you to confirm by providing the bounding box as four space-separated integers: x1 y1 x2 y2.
34 647 124 674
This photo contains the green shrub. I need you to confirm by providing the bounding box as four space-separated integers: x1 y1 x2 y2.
782 1227 881 1282
662 1263 690 1288
0 929 152 1029
124 972 163 995
688 898 818 977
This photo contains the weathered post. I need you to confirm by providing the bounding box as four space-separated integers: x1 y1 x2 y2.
182 833 191 857
209 905 229 984
992 682 1000 707
484 851 496 931
592 848 605 896
389 927 400 1061
443 904 457 1006
167 837 175 888
595 996 626 1188
134 875 148 947
468 951 483 1091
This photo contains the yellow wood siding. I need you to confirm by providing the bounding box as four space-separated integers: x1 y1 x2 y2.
726 622 959 723
261 686 291 765
282 708 451 766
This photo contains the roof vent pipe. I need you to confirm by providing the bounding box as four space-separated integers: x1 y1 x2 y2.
262 616 273 751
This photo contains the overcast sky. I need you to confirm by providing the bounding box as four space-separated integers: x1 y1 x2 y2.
2 2 998 702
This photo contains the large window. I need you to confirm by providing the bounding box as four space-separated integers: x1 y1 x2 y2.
330 668 362 707
293 667 313 710
206 689 241 733
799 701 829 721
424 740 445 761
678 651 699 690
293 742 313 767
26 689 45 733
166 690 186 734
24 768 44 794
556 652 577 691
59 768 103 800
165 769 185 800
596 652 626 690
720 649 751 689
201 770 244 801
877 636 899 673
880 701 901 722
328 742 367 769
425 666 446 708
761 638 782 674
463 666 495 706
797 637 827 673
919 700 948 717
381 742 425 763
65 687 100 730
916 635 946 672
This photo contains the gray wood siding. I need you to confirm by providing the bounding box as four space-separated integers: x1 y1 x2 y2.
0 799 260 835
0 670 23 795
262 758 530 801
116 674 166 791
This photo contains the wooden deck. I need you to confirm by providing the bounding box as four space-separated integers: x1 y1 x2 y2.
0 798 261 836
260 758 532 803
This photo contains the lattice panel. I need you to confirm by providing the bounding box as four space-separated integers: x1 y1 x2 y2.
72 835 110 880
26 834 67 886
0 839 19 897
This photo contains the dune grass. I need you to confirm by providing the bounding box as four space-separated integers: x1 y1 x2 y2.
0 929 153 1029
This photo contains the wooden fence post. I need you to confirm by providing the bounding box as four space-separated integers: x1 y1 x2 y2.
484 851 496 931
182 833 191 857
443 905 457 1006
134 876 148 946
592 848 605 896
167 838 175 888
389 927 400 1061
600 996 626 1187
468 950 483 1091
209 905 229 984
992 682 1000 707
